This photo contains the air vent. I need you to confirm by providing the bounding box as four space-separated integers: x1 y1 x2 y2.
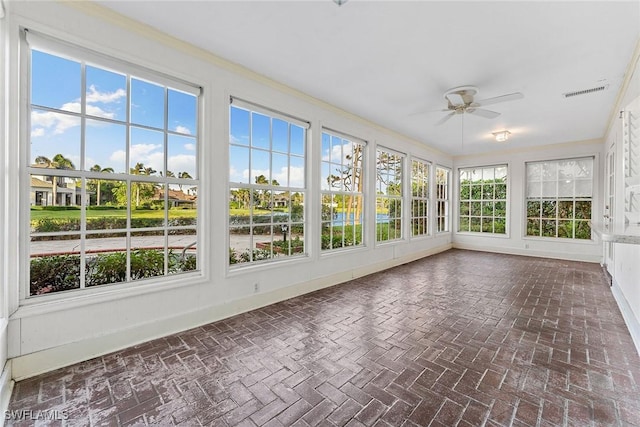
563 85 608 98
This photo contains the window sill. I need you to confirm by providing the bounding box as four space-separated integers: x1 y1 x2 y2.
521 235 596 245
226 253 310 277
456 231 510 239
12 271 206 319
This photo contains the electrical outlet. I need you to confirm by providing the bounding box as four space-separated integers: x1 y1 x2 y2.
253 282 260 293
525 243 530 249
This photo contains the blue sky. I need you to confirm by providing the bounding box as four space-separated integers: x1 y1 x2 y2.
30 49 197 179
229 106 305 188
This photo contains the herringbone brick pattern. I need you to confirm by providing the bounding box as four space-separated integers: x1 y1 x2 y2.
7 249 640 426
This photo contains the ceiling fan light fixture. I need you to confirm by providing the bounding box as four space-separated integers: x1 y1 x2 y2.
492 130 511 142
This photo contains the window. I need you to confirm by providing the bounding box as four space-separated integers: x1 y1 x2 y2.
321 130 365 251
376 149 403 242
525 157 593 239
436 166 450 232
458 165 507 234
26 32 199 297
228 100 307 266
411 158 430 237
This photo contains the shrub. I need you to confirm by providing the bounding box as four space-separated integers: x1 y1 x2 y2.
30 255 80 295
32 249 198 294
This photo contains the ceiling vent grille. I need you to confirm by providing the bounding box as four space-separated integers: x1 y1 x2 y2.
563 85 607 98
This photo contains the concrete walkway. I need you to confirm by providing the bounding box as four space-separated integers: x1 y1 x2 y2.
31 234 280 256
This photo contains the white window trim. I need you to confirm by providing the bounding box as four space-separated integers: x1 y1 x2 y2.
410 156 432 239
456 163 509 236
20 29 203 302
375 146 405 245
227 99 309 270
435 165 451 234
523 156 596 241
320 128 367 253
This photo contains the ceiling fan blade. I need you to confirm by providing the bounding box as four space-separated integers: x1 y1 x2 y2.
445 93 465 106
435 111 456 126
408 108 450 117
476 92 524 107
467 108 500 119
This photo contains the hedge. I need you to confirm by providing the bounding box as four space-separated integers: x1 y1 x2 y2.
30 250 197 295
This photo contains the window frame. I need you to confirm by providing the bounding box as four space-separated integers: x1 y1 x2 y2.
227 98 309 269
435 165 451 233
21 29 202 301
457 164 509 235
320 128 367 253
524 156 595 241
410 157 431 238
375 147 405 244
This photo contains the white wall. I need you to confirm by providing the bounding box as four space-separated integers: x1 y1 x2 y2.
3 2 454 380
605 40 640 353
452 139 604 262
1 0 14 417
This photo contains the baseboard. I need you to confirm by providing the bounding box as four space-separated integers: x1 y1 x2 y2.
611 278 640 357
11 243 452 381
452 242 601 263
0 361 14 427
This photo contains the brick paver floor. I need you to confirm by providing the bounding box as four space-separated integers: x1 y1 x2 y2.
7 249 640 426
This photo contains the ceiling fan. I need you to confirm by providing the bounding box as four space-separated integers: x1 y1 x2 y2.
435 86 524 126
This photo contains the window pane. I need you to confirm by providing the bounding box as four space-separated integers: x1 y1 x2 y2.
168 89 197 135
130 127 163 176
272 118 289 153
131 182 165 223
86 66 127 122
167 184 197 226
251 149 270 185
31 109 81 167
86 179 126 225
130 232 166 280
30 245 81 296
168 134 197 180
229 146 250 184
85 233 127 287
85 120 126 174
32 50 81 112
230 106 250 146
290 125 305 155
251 112 270 149
131 78 165 129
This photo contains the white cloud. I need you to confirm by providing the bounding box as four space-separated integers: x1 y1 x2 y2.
249 166 305 188
323 141 355 164
184 143 196 151
110 143 164 173
31 128 45 138
168 154 196 178
31 87 124 138
31 109 81 135
86 85 126 104
175 125 191 135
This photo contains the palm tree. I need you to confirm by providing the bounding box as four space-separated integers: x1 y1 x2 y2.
129 163 157 207
89 164 114 206
177 171 192 192
34 154 76 205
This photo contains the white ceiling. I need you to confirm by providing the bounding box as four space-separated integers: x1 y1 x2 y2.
97 1 640 156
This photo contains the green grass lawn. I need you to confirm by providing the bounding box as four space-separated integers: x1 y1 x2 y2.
30 207 197 221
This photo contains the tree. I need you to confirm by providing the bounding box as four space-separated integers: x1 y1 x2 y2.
35 154 76 206
89 164 114 206
177 171 192 191
254 174 279 208
129 163 157 207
